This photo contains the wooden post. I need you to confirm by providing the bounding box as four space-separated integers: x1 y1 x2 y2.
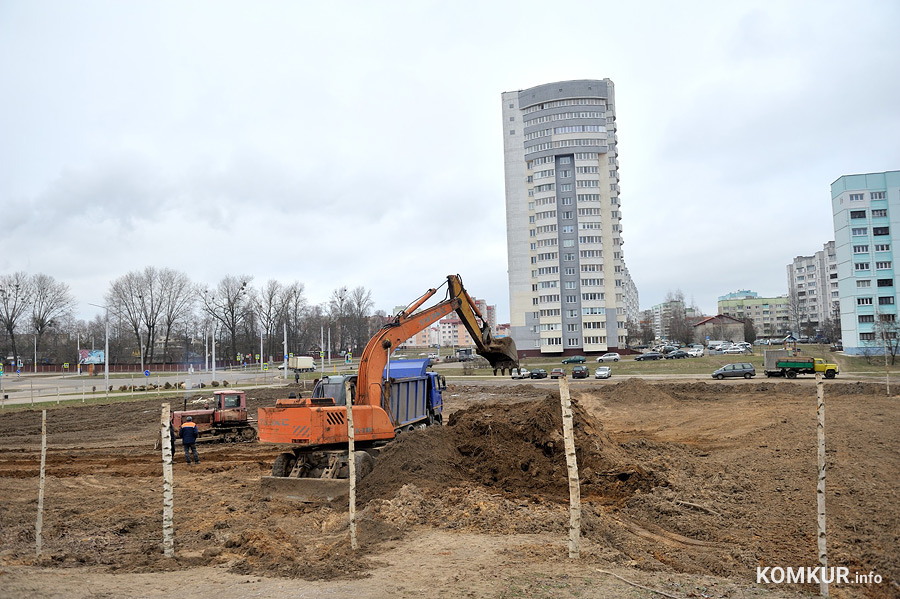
160 404 175 558
816 374 829 598
36 409 47 558
345 381 358 550
558 377 581 558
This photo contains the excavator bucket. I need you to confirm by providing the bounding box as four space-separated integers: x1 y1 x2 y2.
477 336 520 375
260 449 374 503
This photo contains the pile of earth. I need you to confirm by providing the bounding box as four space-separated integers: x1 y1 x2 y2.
359 391 659 507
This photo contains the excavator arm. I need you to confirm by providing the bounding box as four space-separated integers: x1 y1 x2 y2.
356 275 519 410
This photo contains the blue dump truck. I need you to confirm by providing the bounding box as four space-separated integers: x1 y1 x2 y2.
384 358 445 430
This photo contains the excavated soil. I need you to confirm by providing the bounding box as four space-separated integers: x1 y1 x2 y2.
0 379 897 599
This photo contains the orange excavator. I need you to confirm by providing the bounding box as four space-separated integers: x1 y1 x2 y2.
258 274 518 501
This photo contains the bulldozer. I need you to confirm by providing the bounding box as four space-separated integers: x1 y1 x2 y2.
257 274 518 501
172 389 258 443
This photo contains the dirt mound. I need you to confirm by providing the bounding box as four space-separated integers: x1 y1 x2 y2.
358 393 658 507
592 378 677 404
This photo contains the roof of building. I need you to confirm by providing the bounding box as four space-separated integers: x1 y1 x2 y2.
692 314 745 327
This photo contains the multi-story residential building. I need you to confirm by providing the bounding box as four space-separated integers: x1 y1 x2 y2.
717 291 790 338
647 299 702 340
832 170 900 355
786 242 838 333
501 79 637 357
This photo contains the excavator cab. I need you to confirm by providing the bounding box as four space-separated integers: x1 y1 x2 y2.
311 375 358 406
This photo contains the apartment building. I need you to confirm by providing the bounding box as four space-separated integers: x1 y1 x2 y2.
717 290 790 338
786 241 838 333
832 170 900 355
502 79 637 357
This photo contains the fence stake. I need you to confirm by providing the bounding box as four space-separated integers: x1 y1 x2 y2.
558 376 581 558
816 373 829 598
36 409 47 558
160 403 175 558
345 381 358 549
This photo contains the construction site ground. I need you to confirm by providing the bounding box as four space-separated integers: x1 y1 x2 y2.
0 378 896 599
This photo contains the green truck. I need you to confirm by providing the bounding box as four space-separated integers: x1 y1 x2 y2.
763 349 839 379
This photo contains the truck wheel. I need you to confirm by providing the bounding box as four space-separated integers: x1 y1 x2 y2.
786 370 797 379
825 370 836 379
272 452 297 477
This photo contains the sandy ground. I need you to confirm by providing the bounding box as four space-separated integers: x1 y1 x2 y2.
0 379 897 599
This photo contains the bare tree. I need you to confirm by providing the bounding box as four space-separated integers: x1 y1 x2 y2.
664 290 693 344
107 268 166 364
0 272 33 366
871 313 900 365
347 286 375 352
199 275 252 362
158 269 194 364
328 287 351 352
625 318 640 348
255 280 286 362
30 274 76 362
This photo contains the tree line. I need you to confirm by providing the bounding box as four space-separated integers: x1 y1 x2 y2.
0 269 381 368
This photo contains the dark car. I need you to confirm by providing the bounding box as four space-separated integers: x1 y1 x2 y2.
571 365 589 379
561 355 586 364
635 352 664 361
664 350 689 359
550 367 567 379
712 362 756 379
530 368 548 379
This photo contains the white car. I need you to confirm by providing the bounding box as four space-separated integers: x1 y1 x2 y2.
722 346 747 354
594 366 612 379
596 352 621 362
686 348 704 357
510 367 531 379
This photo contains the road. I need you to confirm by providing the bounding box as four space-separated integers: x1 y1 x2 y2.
0 367 293 407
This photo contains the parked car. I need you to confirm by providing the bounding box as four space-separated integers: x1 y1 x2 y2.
712 362 756 379
665 350 689 359
686 348 704 357
510 367 531 379
530 368 548 379
596 352 620 363
660 345 679 355
594 366 612 379
550 367 567 379
635 352 664 361
572 365 589 379
562 355 586 364
722 346 748 355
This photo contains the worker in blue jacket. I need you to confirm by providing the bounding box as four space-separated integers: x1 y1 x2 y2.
180 416 200 465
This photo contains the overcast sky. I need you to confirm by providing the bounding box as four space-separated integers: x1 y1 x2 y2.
2 0 899 323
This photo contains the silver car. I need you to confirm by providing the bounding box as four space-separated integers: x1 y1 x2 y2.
596 352 620 362
594 366 612 379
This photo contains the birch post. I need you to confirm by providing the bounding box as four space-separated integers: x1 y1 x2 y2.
160 403 175 558
816 373 829 598
36 409 47 558
558 376 581 558
345 381 358 550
